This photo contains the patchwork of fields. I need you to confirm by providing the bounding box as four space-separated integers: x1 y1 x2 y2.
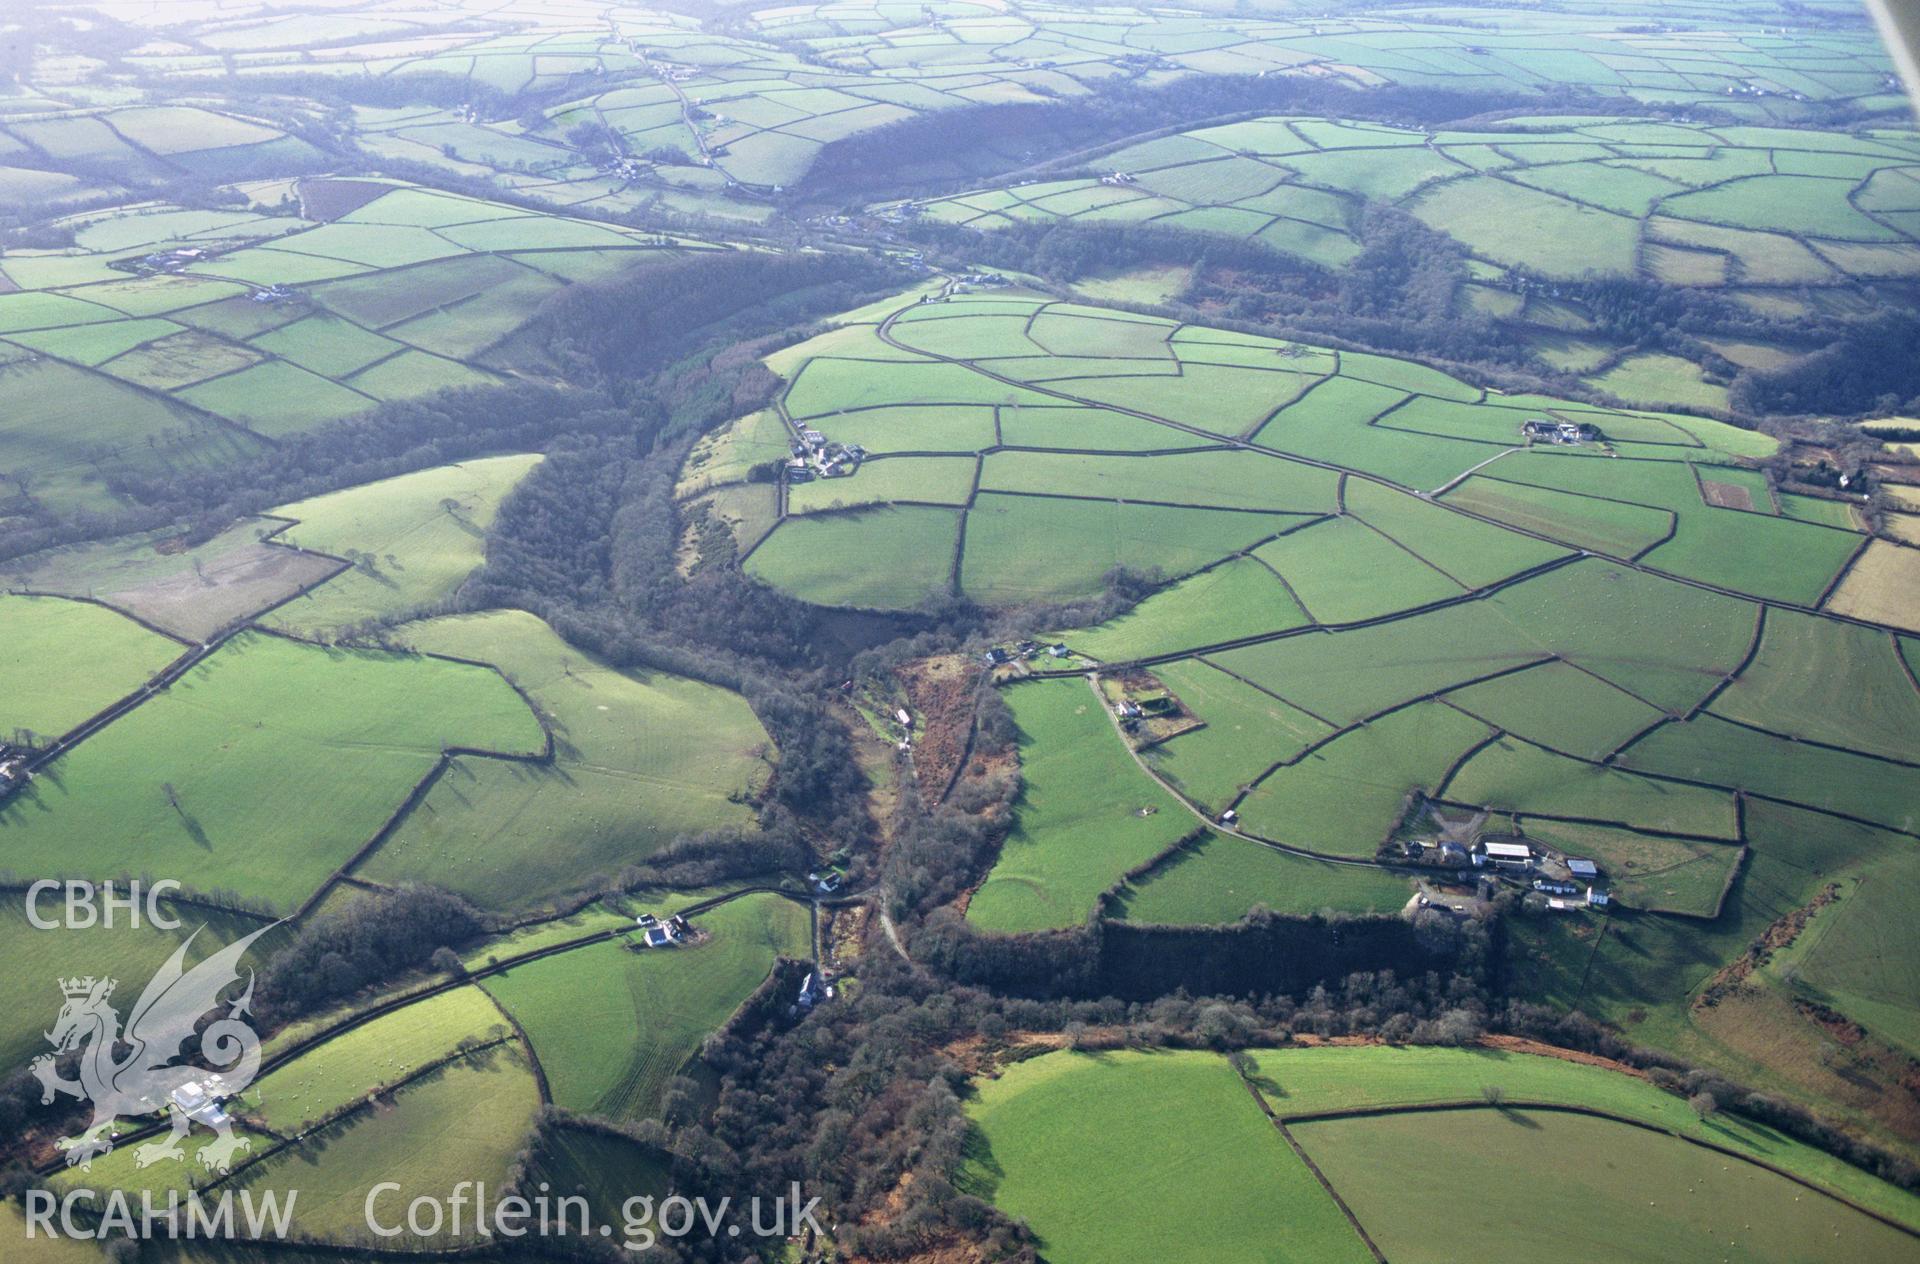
0 179 711 513
893 115 1920 407
965 1045 1920 1262
50 0 1898 215
0 0 1917 1254
685 283 1920 1152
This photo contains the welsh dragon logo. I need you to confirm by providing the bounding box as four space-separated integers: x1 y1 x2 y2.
31 923 278 1174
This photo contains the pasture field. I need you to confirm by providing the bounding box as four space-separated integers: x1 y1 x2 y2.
246 986 512 1133
481 894 810 1120
961 496 1304 607
1066 556 1308 663
1713 610 1920 761
362 610 770 911
745 504 960 609
1235 701 1494 857
0 183 698 514
0 594 181 739
262 455 543 637
1293 1108 1919 1263
230 1045 541 1242
1115 832 1412 923
963 1049 1372 1264
0 632 543 912
0 900 261 1072
1620 714 1920 834
1242 1043 1920 1220
1444 736 1740 839
1442 475 1676 557
528 1125 674 1234
966 678 1189 933
787 454 977 512
1253 515 1465 623
1441 660 1665 762
0 357 259 515
1788 844 1920 1058
1138 658 1331 810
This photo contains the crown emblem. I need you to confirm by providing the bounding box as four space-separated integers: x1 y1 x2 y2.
60 976 112 999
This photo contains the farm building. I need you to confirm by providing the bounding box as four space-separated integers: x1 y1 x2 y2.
1521 417 1598 444
1532 878 1579 896
168 1080 231 1128
1479 841 1533 869
1566 858 1600 879
1586 887 1611 907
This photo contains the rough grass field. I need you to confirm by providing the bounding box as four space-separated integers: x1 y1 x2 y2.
963 1049 1371 1264
967 678 1191 933
1825 541 1920 633
363 611 770 911
0 594 181 738
263 455 542 637
0 632 543 911
482 894 809 1120
1292 1108 1919 1264
4 518 343 641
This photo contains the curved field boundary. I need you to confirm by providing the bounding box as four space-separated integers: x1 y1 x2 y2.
1264 1098 1920 1240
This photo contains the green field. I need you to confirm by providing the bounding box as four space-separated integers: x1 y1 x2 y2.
362 611 770 911
967 678 1191 933
1237 701 1494 856
1064 557 1308 663
0 900 263 1071
746 504 960 609
964 1049 1372 1264
1140 658 1332 810
263 455 543 637
1293 1108 1918 1264
0 632 543 911
0 594 181 739
230 1044 541 1241
247 986 512 1132
481 894 810 1119
1116 832 1413 924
